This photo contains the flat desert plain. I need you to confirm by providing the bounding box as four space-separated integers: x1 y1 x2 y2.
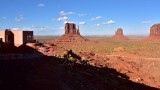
34 36 160 89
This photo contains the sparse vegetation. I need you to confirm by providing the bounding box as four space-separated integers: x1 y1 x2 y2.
68 56 77 63
36 36 160 58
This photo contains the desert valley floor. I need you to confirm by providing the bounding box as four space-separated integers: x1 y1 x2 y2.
0 36 160 90
38 36 160 89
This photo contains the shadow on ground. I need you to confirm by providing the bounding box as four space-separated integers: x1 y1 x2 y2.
0 48 159 90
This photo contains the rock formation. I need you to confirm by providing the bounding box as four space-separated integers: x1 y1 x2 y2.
150 24 160 37
65 23 80 34
146 23 160 42
112 28 128 40
49 23 89 45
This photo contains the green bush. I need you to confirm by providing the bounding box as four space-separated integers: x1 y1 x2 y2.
68 57 77 63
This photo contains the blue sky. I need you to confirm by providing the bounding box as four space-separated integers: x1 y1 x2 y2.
0 0 160 35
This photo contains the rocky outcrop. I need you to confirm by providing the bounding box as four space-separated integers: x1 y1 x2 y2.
65 23 80 34
150 24 160 37
112 28 128 40
49 23 89 45
50 34 89 45
146 23 160 42
115 28 123 36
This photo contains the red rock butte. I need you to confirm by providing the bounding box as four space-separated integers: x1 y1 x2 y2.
112 28 128 40
150 24 160 37
49 23 89 45
147 23 160 42
65 23 80 34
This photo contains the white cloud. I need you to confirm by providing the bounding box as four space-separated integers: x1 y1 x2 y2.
92 16 102 20
64 21 74 24
141 21 151 24
59 11 65 15
1 16 7 20
57 16 68 21
12 27 30 31
103 20 115 24
78 13 87 16
59 11 75 16
37 3 45 7
22 25 49 31
12 28 20 30
67 12 75 15
79 21 86 25
15 15 26 22
96 24 100 26
64 21 68 24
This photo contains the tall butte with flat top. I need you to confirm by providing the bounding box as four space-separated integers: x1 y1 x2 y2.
112 28 128 40
147 23 160 42
65 23 80 34
150 24 160 37
49 23 89 45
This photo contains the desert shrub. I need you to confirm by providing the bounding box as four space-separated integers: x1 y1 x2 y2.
60 54 67 58
68 57 77 63
60 46 64 48
80 60 90 65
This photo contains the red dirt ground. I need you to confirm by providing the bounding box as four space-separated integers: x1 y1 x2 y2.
1 36 160 90
45 36 160 89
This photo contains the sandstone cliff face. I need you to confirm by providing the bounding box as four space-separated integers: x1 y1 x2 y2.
150 24 160 37
65 23 80 35
146 24 160 42
112 28 128 40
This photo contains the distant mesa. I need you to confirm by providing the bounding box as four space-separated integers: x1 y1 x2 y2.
112 28 128 40
146 23 160 42
48 23 89 45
